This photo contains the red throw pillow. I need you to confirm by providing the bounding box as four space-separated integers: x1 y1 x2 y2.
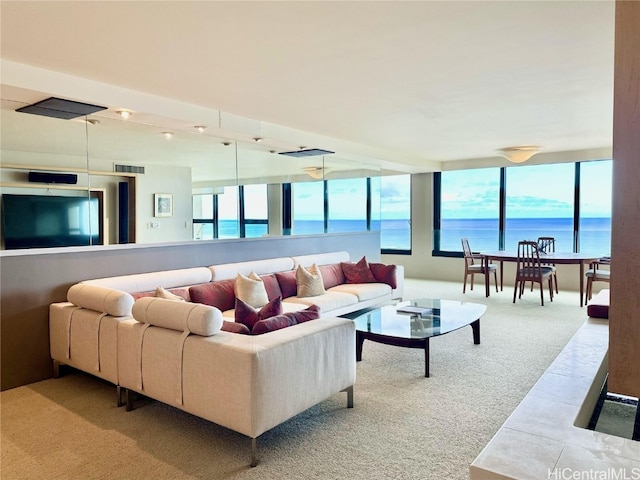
221 320 251 335
189 279 236 311
251 314 298 335
259 273 283 300
284 304 321 323
275 270 298 298
341 256 377 284
319 263 345 289
235 296 283 330
369 263 398 289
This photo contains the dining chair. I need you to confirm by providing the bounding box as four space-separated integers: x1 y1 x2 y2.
537 236 559 293
513 240 555 305
585 257 611 304
461 237 498 294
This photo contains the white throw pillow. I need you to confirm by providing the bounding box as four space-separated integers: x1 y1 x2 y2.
155 286 185 301
235 272 269 308
296 263 326 297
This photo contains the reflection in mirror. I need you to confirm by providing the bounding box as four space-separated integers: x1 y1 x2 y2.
1 97 94 249
2 87 386 250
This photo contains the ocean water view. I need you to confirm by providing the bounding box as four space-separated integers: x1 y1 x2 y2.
439 217 611 255
195 217 611 256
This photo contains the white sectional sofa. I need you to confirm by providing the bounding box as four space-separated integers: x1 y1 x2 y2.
49 251 403 465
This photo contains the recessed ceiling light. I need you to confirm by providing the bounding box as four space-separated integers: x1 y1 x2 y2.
253 137 263 143
195 125 207 133
222 141 232 146
116 109 132 120
162 132 174 139
85 119 100 125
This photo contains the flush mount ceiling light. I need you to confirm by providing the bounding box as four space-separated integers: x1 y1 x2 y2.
222 141 232 146
303 166 329 179
162 131 174 139
194 125 207 133
498 146 541 164
116 109 133 120
253 137 263 143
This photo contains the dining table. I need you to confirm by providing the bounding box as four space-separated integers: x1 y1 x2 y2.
479 251 603 306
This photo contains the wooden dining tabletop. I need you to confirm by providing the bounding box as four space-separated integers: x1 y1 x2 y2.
479 251 602 306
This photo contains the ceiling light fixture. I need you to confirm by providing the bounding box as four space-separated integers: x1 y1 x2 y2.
85 119 100 125
498 145 540 164
303 166 328 180
222 141 231 146
253 137 263 143
195 125 207 133
162 131 174 139
116 109 132 120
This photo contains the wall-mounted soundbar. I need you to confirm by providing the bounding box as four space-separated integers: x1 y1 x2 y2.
28 171 78 185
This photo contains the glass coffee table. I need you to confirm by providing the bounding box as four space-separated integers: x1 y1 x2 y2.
348 299 487 377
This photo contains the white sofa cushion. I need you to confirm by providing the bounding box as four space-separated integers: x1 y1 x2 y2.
286 291 358 312
330 283 392 302
210 258 295 281
132 297 223 337
82 267 212 293
67 283 134 317
292 251 350 268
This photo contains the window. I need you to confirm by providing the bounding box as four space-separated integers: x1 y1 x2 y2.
434 160 612 256
438 168 500 252
379 174 411 252
241 184 268 238
292 181 325 235
218 186 239 238
192 194 215 240
579 160 612 255
505 163 574 251
327 178 368 233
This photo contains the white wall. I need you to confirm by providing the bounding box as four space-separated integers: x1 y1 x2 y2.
135 164 193 244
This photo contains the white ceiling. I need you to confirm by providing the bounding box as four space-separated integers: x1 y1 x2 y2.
0 1 616 172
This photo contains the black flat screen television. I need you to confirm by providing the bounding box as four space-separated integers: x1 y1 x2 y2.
1 193 103 249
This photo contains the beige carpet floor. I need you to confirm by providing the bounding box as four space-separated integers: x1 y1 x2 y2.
1 279 591 480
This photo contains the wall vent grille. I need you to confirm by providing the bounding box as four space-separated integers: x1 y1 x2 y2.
114 164 145 174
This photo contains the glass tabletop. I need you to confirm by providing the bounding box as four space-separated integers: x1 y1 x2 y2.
350 298 487 340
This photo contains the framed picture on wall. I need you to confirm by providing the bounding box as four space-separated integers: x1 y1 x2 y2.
154 193 173 217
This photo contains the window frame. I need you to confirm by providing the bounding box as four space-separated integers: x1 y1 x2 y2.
433 161 611 257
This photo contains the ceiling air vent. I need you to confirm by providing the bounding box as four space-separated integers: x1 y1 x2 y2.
114 164 145 174
16 97 107 120
278 148 335 157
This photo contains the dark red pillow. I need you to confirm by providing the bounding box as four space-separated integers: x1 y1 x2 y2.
221 320 251 335
189 279 236 311
319 263 345 289
260 273 283 300
369 263 397 289
235 296 283 330
284 304 321 323
341 256 377 284
275 270 297 298
251 314 298 335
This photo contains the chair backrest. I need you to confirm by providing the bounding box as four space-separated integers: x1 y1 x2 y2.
516 240 543 278
461 237 475 267
537 236 556 254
